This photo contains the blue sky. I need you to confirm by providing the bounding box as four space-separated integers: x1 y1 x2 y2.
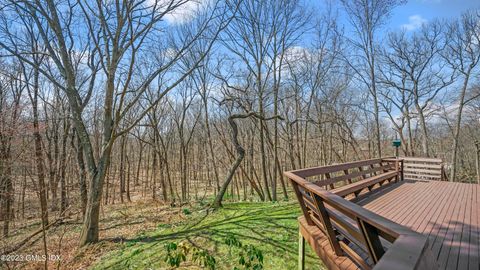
389 0 480 31
311 0 480 35
169 1 480 33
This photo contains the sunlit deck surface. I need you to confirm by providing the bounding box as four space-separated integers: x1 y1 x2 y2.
297 180 480 270
357 180 480 270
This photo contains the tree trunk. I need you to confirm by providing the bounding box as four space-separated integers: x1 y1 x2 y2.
416 103 430 157
30 70 49 235
213 116 245 208
151 148 157 200
369 38 382 158
450 72 470 182
79 150 111 246
475 141 480 184
258 109 272 201
120 136 126 203
126 153 131 202
203 95 220 192
135 141 143 187
1 174 12 238
58 119 70 214
405 112 415 156
74 131 88 216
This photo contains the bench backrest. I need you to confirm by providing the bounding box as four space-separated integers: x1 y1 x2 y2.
289 158 401 190
285 161 437 270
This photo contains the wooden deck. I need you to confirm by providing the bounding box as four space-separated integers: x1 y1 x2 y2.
358 180 480 270
285 157 480 270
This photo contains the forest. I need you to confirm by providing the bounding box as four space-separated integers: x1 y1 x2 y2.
0 0 479 269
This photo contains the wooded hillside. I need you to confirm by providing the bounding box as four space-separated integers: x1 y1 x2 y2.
0 0 479 269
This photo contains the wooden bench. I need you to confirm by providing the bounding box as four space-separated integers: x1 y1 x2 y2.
292 158 403 199
284 158 439 270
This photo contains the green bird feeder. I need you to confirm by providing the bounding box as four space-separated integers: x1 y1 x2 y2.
392 139 401 157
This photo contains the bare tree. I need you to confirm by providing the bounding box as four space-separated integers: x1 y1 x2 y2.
0 0 237 245
341 0 406 157
443 11 480 181
380 22 454 157
220 0 308 201
0 63 24 237
213 111 281 208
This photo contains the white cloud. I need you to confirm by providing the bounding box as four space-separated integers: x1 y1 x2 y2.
280 46 310 75
164 0 209 25
401 15 428 31
144 0 209 25
283 46 310 64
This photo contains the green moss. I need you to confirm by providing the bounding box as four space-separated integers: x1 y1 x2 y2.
91 201 324 270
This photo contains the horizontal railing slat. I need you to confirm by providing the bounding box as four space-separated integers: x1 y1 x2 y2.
403 163 442 170
403 168 441 175
404 173 441 179
401 157 443 163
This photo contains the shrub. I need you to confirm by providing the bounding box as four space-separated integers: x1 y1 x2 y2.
163 241 216 269
225 233 264 270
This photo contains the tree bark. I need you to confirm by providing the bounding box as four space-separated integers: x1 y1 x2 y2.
29 67 49 229
450 71 472 181
79 150 111 245
213 115 245 208
214 112 281 208
74 130 88 217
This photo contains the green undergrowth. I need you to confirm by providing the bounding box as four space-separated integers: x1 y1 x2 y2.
91 201 324 269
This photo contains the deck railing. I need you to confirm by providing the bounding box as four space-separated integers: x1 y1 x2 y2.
402 157 447 181
285 158 438 270
292 157 402 197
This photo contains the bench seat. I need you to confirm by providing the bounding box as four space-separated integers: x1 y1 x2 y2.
332 171 397 197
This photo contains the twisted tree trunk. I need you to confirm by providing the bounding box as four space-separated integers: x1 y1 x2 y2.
213 112 282 208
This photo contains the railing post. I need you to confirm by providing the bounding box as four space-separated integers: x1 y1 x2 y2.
358 166 367 179
441 164 444 181
380 161 389 173
357 219 385 263
298 230 305 270
344 169 352 184
370 164 377 176
394 159 400 182
396 159 404 181
312 193 343 256
291 181 314 225
325 173 334 190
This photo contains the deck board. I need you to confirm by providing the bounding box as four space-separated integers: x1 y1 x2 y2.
363 180 425 214
357 180 480 270
438 181 467 268
384 180 439 225
408 181 445 229
414 181 451 234
470 185 479 270
455 182 472 270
